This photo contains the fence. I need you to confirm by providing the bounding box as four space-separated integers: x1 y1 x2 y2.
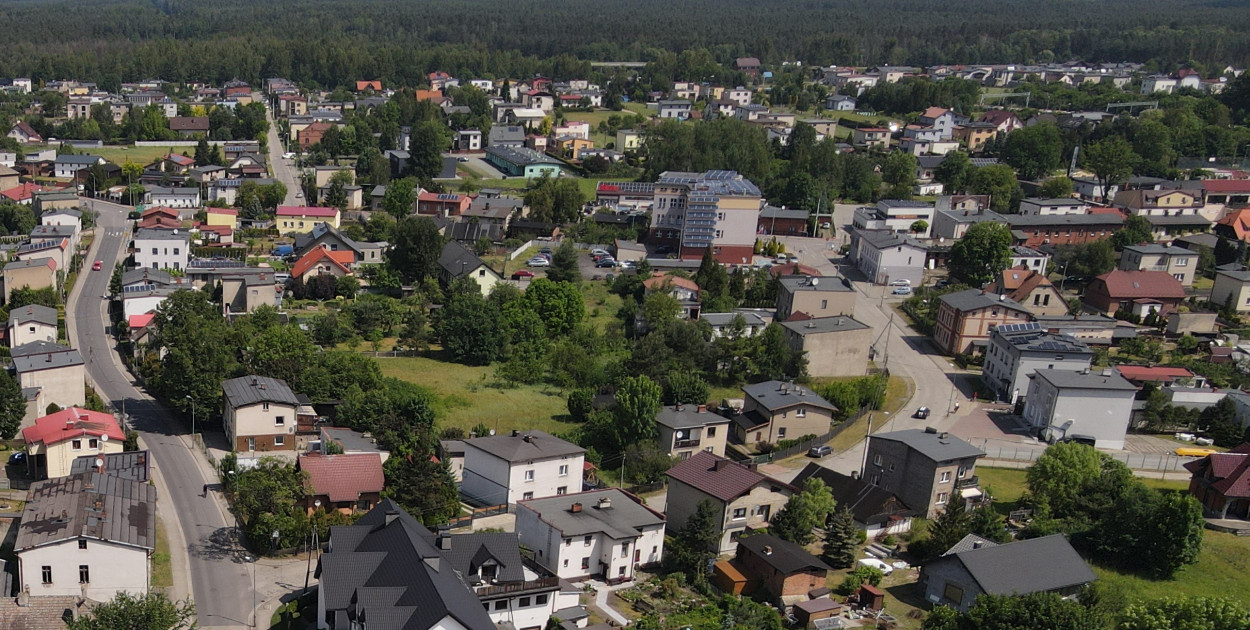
445 503 510 529
978 443 1189 472
748 407 871 463
134 140 242 147
507 239 537 260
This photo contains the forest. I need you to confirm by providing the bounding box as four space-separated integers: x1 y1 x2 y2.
5 0 1250 87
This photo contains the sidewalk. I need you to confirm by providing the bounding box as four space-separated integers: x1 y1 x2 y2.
584 579 631 626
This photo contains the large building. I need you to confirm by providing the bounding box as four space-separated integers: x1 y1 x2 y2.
933 289 1032 356
516 489 666 582
864 429 984 519
650 170 762 264
1021 369 1137 449
460 430 585 506
982 323 1093 404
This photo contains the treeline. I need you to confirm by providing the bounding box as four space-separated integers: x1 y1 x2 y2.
6 0 1250 86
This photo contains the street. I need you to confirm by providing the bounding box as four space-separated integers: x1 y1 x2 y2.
68 199 255 629
265 109 302 205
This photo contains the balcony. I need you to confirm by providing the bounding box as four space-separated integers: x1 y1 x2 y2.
955 475 979 490
674 438 702 449
475 576 560 597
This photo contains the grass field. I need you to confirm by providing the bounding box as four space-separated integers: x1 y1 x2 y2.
90 144 189 166
152 515 173 588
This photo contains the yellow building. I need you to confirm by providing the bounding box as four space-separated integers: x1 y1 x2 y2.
205 207 238 228
22 408 125 479
275 206 341 234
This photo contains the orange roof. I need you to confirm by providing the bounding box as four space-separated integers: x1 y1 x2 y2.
415 89 442 102
291 247 353 278
1 182 46 202
128 313 156 329
22 407 125 446
643 272 700 294
355 80 382 92
1219 208 1250 241
1115 365 1195 382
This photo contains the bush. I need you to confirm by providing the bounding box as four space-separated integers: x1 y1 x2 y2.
837 565 883 595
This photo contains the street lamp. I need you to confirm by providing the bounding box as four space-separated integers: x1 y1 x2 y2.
184 395 196 444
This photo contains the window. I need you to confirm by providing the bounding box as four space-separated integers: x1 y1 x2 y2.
707 427 716 437
618 566 627 576
79 565 89 584
729 530 743 543
71 439 82 450
522 491 534 500
821 299 828 309
564 538 572 546
78 540 87 550
958 467 966 479
777 428 787 439
88 439 98 449
940 471 951 483
562 559 569 568
796 408 806 418
519 597 531 607
536 594 548 605
732 508 747 520
756 505 771 520
873 454 882 466
943 583 964 604
275 416 285 426
494 600 508 611
557 486 567 495
41 566 52 584
262 402 270 411
173 248 180 255
937 492 949 505
524 470 535 482
1175 257 1189 267
479 269 486 277
581 558 590 570
151 247 158 255
274 435 285 446
620 545 629 558
584 535 593 547
558 464 569 476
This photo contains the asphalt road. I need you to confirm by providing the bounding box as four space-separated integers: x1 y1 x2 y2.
265 108 302 205
69 199 254 629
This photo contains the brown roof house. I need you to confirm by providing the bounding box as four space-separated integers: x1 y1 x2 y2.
1082 269 1185 318
1184 443 1250 522
168 116 210 137
665 451 794 553
733 534 832 605
933 289 1031 356
730 381 837 449
984 266 1068 317
297 453 385 514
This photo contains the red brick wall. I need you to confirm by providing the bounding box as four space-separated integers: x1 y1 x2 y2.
1012 224 1120 248
681 244 755 264
234 434 295 452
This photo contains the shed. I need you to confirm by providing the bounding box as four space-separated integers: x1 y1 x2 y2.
856 584 885 611
711 559 755 595
793 598 841 628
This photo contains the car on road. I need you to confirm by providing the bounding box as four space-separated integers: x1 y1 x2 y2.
283 152 295 159
807 445 832 458
889 279 911 286
527 257 550 267
457 157 468 162
295 192 304 198
891 286 912 295
821 222 832 229
595 257 617 268
913 407 930 419
511 270 536 280
92 260 102 271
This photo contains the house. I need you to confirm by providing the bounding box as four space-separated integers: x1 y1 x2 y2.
918 107 957 138
14 239 70 278
776 275 856 320
1021 369 1137 449
734 57 762 77
756 205 809 236
276 206 341 234
221 273 280 316
850 230 927 286
730 381 838 448
133 228 189 271
15 471 156 601
1183 444 1250 521
851 127 890 149
8 304 59 346
168 116 210 137
655 404 731 459
933 289 1032 356
665 451 794 553
642 273 700 320
1009 245 1051 274
437 240 502 296
651 170 763 263
137 206 181 230
293 222 365 261
1005 213 1125 249
316 500 575 630
826 94 857 111
1113 188 1210 239
319 427 391 464
700 311 770 338
516 489 666 582
1119 244 1198 287
657 100 692 120
852 199 935 237
455 129 482 152
30 224 79 258
1082 269 1186 317
977 110 1023 135
616 129 643 152
460 430 585 506
1142 76 1178 94
417 191 472 217
932 207 1006 240
3 257 57 302
921 534 1097 612
1017 198 1089 216
780 315 873 377
484 146 562 179
864 429 984 519
953 123 998 151
144 186 201 208
1216 208 1250 242
982 323 1093 404
792 464 913 537
297 453 384 514
488 125 526 148
0 165 20 191
8 121 43 144
205 206 238 227
221 376 299 452
13 346 85 415
68 450 151 482
735 534 832 604
21 408 124 480
984 266 1067 316
53 155 104 179
1212 267 1250 313
291 247 353 283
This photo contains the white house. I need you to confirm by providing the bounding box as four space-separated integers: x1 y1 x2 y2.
12 343 85 415
53 155 104 179
982 323 1094 405
16 471 156 601
460 430 585 506
516 489 666 582
20 407 124 480
222 375 299 453
1009 245 1051 274
145 186 201 208
657 100 693 120
40 208 82 234
8 304 58 346
133 228 189 271
1017 198 1090 216
1021 369 1137 449
852 230 927 286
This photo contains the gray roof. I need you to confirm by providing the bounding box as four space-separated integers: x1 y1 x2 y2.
10 340 73 358
942 533 998 555
760 205 809 220
1173 233 1220 249
932 534 1096 596
4 257 56 272
937 209 1007 225
488 126 525 144
42 208 82 218
1010 245 1046 257
857 230 926 251
1033 369 1138 392
439 531 526 583
54 154 102 165
519 489 665 540
1005 214 1124 227
486 145 561 167
741 381 836 412
1216 268 1250 283
13 348 83 373
779 275 852 294
655 405 731 430
870 429 985 463
780 315 871 337
939 289 1030 315
134 227 189 241
992 324 1090 354
1143 214 1211 226
879 199 934 209
700 311 768 328
1022 197 1087 206
1122 244 1196 256
122 268 175 287
8 304 58 327
16 471 157 552
222 376 300 409
30 225 76 239
70 450 152 482
437 240 492 279
322 427 388 455
146 186 199 195
792 463 912 525
738 533 833 574
465 430 585 463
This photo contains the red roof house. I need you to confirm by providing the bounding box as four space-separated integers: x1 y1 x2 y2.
1217 208 1250 242
1114 365 1198 387
1 182 47 204
22 408 126 479
355 80 382 92
291 247 354 281
297 453 385 513
1185 443 1250 521
1082 270 1186 317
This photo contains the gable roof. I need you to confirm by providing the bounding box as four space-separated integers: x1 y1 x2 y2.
464 430 585 463
929 534 1096 596
11 347 82 372
222 375 300 409
938 289 1031 315
291 247 353 278
1184 444 1250 498
655 405 731 430
792 463 912 524
519 488 665 540
1 182 47 202
870 429 985 463
666 451 787 502
16 471 157 552
437 240 493 279
1217 208 1250 241
642 272 699 294
9 121 42 141
738 533 832 574
277 205 339 218
69 450 152 482
1113 365 1195 383
22 407 125 446
298 453 385 503
8 304 59 328
1090 269 1186 299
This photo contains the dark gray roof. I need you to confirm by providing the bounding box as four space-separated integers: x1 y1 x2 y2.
932 534 1096 596
8 304 58 327
41 208 82 218
781 315 870 337
486 145 561 167
1122 244 1196 256
700 311 769 328
942 533 998 555
122 268 176 287
30 225 76 238
738 533 832 574
655 405 730 430
440 531 525 584
16 471 157 552
878 199 933 209
488 126 525 145
991 324 1090 354
1216 268 1250 283
134 227 189 241
1174 233 1220 249
1022 197 1087 206
438 240 492 279
1032 369 1138 391
792 463 912 525
518 489 665 540
70 450 152 482
778 275 852 294
939 289 1030 315
1010 245 1046 257
293 222 363 257
322 427 389 455
857 230 926 251
222 376 300 409
1143 214 1211 226
741 381 836 412
464 430 585 463
13 348 83 372
10 340 73 358
55 154 102 165
760 205 810 220
4 256 56 271
1005 214 1124 226
937 209 1007 225
870 429 985 463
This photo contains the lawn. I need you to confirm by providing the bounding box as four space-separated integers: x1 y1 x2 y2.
91 144 190 167
152 515 172 589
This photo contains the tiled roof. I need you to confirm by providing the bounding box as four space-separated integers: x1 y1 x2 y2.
16 472 156 552
222 375 300 409
7 304 58 327
21 407 125 446
291 247 353 278
464 430 584 463
518 489 665 540
666 451 782 502
277 206 339 217
1113 365 1195 382
298 453 384 503
1090 269 1185 299
643 273 699 294
938 289 1031 315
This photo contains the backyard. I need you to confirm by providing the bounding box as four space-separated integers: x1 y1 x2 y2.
89 144 191 167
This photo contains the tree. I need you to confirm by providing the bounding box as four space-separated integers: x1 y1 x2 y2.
921 592 1102 630
934 151 972 194
881 151 917 198
520 278 584 336
389 216 445 282
770 478 836 545
612 375 662 448
0 371 26 439
662 371 709 405
66 592 196 630
408 120 449 182
1037 176 1075 199
383 453 460 525
545 240 581 283
525 175 586 224
1082 136 1139 202
948 222 1012 286
1201 396 1243 447
1112 214 1155 250
383 176 417 218
436 279 502 365
821 506 859 569
1001 122 1064 180
1051 241 1116 278
910 500 971 561
1119 597 1250 630
910 219 929 234
640 291 681 329
622 442 675 484
663 499 720 583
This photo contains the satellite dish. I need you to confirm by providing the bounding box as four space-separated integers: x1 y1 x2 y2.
489 429 496 436
888 122 900 133
94 458 104 468
811 277 819 286
100 434 109 442
676 430 687 439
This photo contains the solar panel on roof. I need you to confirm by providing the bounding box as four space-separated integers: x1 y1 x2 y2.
996 322 1042 334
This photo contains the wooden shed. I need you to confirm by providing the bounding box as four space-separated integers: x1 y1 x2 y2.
856 584 885 611
712 559 756 595
793 597 841 628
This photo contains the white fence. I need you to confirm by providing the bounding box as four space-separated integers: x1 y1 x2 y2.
508 239 537 260
134 140 254 147
979 444 1189 472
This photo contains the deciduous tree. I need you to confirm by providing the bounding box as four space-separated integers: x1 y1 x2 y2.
770 478 835 545
66 592 195 630
948 222 1012 286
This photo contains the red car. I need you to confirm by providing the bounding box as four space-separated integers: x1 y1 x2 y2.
511 270 535 280
92 260 103 271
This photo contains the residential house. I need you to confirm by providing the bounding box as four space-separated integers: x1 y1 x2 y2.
734 534 832 604
437 240 502 297
485 146 562 179
221 273 279 316
205 207 238 227
14 240 70 279
292 222 364 261
221 376 299 452
460 430 585 506
775 275 856 320
8 304 58 346
850 230 927 286
439 440 465 482
657 100 692 120
1183 444 1250 521
826 94 857 111
299 121 334 149
977 110 1023 134
516 489 666 582
488 125 526 148
144 186 201 208
757 205 809 236
297 453 384 514
68 450 151 482
53 155 103 179
8 121 43 144
922 534 1097 612
665 451 794 553
1119 244 1198 287
276 206 341 234
984 266 1067 316
13 345 85 415
1083 269 1186 317
1021 369 1137 448
291 247 353 283
168 116 210 137
455 129 482 152
918 107 957 138
137 206 181 230
792 464 912 537
133 228 189 271
15 471 156 600
730 381 838 448
654 404 731 459
1113 188 1211 240
932 206 1005 240
780 316 873 378
21 408 124 480
417 191 472 217
933 289 1032 355
616 129 643 152
1009 245 1051 274
1004 213 1124 249
851 127 890 149
699 311 770 338
982 323 1093 404
0 165 21 191
3 257 57 302
30 224 79 259
1212 267 1250 313
1017 198 1089 215
319 426 391 464
852 199 935 238
864 429 985 519
953 123 998 151
641 273 700 321
650 170 763 263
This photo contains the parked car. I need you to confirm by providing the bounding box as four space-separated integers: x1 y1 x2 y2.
913 407 930 419
821 221 832 229
1060 434 1097 446
891 286 912 296
92 260 103 271
511 270 536 280
807 445 832 458
590 248 610 257
857 558 894 576
527 257 550 267
457 157 468 162
595 257 617 268
8 451 24 465
889 279 911 286
539 247 554 255
619 260 637 269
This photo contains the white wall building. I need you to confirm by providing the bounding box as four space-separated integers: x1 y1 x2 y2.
1021 369 1137 449
516 489 666 582
145 186 201 208
461 430 585 506
982 323 1094 405
133 228 189 271
8 304 58 346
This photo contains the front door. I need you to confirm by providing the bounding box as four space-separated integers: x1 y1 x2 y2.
248 437 256 451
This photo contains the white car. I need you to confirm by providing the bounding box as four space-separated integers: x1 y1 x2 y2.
889 279 912 287
527 257 551 267
857 558 894 576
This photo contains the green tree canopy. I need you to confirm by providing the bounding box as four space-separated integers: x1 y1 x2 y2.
1001 122 1064 180
520 278 584 337
921 592 1102 630
1111 214 1155 250
388 216 445 282
948 222 1012 286
383 176 418 219
612 375 663 448
1081 136 1140 202
770 478 836 545
1119 597 1250 630
66 592 195 630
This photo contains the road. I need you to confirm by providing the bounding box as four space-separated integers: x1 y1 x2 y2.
69 199 254 629
265 107 302 205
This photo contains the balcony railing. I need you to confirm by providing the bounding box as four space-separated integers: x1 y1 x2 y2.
476 576 560 597
955 475 980 490
674 438 701 449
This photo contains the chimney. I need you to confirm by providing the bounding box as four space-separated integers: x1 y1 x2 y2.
972 541 984 550
675 404 683 412
571 502 583 513
511 430 520 437
763 545 773 555
46 353 52 363
747 463 758 472
437 526 452 550
697 404 707 413
251 377 258 386
523 434 533 443
939 432 948 439
597 497 612 509
924 426 938 434
714 459 732 472
851 470 860 480
385 508 400 526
